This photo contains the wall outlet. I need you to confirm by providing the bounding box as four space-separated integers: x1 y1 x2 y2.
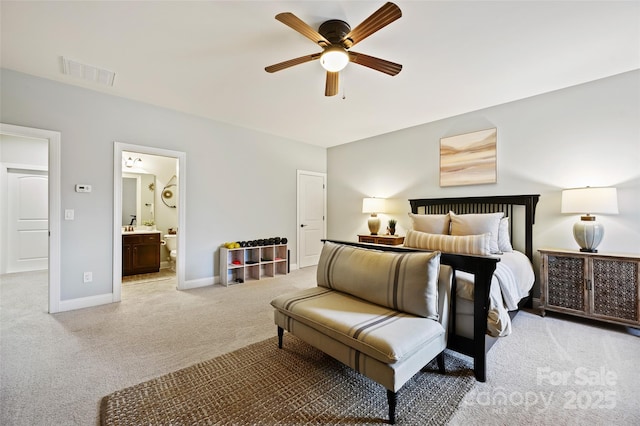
83 272 92 283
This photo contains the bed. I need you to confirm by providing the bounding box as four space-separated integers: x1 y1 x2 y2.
325 194 539 382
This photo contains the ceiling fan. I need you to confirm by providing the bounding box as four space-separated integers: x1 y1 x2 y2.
265 2 402 97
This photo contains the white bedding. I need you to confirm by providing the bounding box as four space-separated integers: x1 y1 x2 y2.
455 251 535 337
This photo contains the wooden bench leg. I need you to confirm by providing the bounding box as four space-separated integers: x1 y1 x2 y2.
386 389 397 424
437 352 446 374
277 326 283 349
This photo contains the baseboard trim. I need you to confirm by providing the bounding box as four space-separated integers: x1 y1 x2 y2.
57 267 303 312
57 293 114 313
181 276 216 290
184 267 303 289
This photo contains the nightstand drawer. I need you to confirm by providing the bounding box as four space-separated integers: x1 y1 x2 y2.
358 235 405 246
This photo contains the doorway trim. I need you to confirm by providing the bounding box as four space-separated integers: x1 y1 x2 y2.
0 123 61 313
113 142 186 301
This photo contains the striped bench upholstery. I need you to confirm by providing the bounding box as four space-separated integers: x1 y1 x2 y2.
272 286 445 365
271 242 453 424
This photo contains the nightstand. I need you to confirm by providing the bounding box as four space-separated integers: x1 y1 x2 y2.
539 248 640 328
358 234 405 246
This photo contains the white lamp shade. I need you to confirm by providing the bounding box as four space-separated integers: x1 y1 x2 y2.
362 197 386 214
561 187 618 215
320 47 349 72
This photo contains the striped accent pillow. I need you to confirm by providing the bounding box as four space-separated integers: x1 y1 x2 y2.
404 229 491 256
317 242 441 320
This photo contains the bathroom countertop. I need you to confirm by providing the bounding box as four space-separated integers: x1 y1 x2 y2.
122 229 162 235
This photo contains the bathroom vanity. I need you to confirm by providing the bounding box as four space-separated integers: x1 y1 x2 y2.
122 231 161 276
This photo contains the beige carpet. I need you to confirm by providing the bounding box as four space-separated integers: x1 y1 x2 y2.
1 267 639 425
449 310 640 425
100 336 474 425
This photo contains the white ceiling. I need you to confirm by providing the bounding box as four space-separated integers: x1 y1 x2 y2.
1 1 639 148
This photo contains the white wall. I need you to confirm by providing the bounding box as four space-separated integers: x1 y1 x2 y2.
327 70 640 293
0 134 48 166
2 67 638 304
1 69 326 302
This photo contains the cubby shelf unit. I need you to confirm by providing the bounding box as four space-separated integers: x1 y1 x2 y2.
220 244 288 286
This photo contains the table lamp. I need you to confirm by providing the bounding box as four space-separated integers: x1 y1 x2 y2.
362 198 386 235
561 187 618 252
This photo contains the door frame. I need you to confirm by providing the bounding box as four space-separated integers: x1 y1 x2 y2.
113 142 186 301
0 123 61 313
296 170 327 269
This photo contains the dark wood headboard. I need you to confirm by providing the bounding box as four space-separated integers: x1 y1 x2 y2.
409 194 540 261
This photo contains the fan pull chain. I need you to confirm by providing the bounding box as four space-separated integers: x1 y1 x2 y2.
341 75 347 100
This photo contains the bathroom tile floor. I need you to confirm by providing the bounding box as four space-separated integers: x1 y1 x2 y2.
122 268 176 285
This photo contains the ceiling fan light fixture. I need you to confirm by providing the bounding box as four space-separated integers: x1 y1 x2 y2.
266 3 402 95
320 46 349 72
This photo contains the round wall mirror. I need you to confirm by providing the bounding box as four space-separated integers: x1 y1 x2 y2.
161 183 177 208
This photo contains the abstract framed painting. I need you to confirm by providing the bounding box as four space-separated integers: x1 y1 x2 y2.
440 128 497 187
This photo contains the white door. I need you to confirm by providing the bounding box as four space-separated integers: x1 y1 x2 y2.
297 171 326 268
7 169 49 273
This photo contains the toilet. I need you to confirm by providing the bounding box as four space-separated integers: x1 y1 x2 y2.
164 234 177 271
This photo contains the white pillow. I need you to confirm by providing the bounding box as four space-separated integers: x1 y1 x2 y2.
449 211 504 254
404 229 491 256
498 217 513 252
408 213 450 234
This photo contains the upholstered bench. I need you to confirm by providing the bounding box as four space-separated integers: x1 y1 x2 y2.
271 242 453 424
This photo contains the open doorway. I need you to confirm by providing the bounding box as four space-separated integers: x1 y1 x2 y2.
113 142 186 302
0 123 61 313
121 151 178 287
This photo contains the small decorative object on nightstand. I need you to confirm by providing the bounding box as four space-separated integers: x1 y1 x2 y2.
358 234 405 246
387 219 397 236
539 248 640 328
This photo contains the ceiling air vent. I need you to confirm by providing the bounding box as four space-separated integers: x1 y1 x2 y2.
61 57 115 86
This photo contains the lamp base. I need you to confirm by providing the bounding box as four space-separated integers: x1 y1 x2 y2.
573 217 604 253
367 215 381 235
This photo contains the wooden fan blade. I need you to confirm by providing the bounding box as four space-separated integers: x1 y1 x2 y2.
342 2 401 48
348 51 402 76
265 53 321 73
325 71 339 96
276 12 330 47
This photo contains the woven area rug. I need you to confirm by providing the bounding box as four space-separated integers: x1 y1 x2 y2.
101 336 475 425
